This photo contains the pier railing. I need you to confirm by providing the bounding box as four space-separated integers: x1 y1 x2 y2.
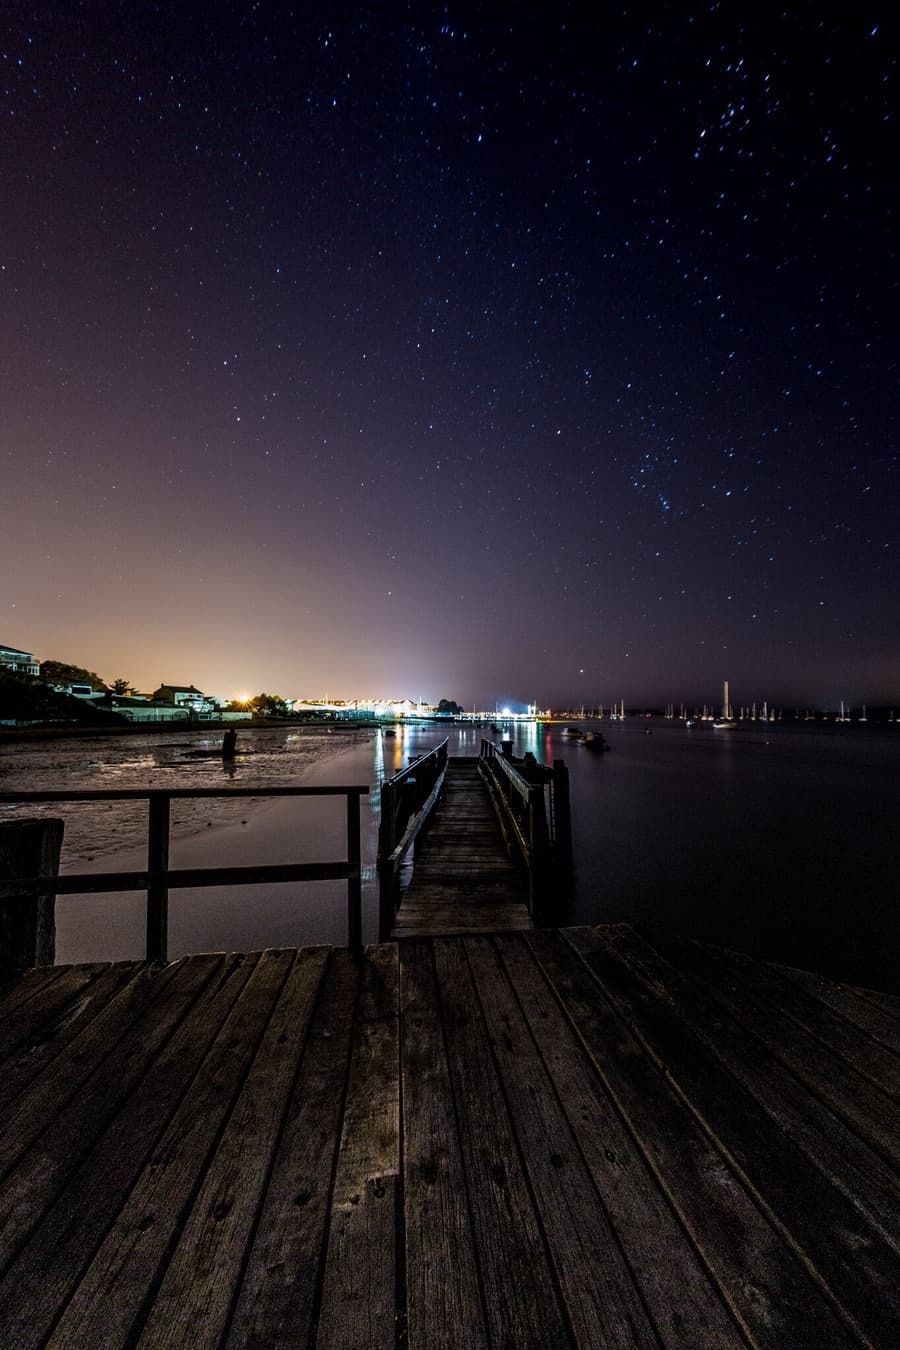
478 738 571 918
0 784 368 966
377 738 449 935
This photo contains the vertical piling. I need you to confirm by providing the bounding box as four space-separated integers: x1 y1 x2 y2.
346 790 362 950
0 818 63 970
146 793 170 964
552 760 572 862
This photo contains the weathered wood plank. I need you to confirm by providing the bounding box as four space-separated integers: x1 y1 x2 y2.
432 937 571 1347
0 956 218 1283
525 929 856 1349
0 965 69 1020
395 911 531 937
395 921 531 937
769 959 900 1056
46 950 289 1349
567 925 900 1347
854 985 900 1019
0 962 110 1062
400 940 487 1350
316 944 400 1350
398 886 525 902
135 947 329 1348
494 933 745 1348
227 950 359 1349
0 954 253 1349
628 928 900 1251
2 926 898 1350
464 935 659 1349
645 929 900 1171
395 901 527 915
0 956 203 1219
698 937 900 1103
0 960 143 1113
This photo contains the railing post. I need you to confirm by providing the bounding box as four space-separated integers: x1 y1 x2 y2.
377 781 396 942
378 782 395 862
146 793 170 964
552 760 572 861
0 818 63 970
346 791 362 950
527 785 550 924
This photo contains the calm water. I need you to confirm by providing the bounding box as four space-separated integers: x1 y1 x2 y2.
2 720 898 992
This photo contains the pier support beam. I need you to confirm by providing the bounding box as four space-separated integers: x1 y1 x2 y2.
0 818 63 970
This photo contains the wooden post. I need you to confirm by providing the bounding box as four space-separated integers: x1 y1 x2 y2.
377 861 395 943
527 785 550 922
346 790 362 950
146 793 170 964
0 818 63 970
378 782 395 862
552 760 572 861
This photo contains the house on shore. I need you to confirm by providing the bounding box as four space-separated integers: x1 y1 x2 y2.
150 684 219 716
0 644 40 677
91 692 190 723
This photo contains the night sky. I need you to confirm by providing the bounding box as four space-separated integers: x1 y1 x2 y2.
3 3 897 709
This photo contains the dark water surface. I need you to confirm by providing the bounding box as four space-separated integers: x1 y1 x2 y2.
2 720 898 991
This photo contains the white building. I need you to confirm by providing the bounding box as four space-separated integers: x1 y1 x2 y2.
0 645 40 676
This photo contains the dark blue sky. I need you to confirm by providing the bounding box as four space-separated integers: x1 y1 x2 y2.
2 3 897 708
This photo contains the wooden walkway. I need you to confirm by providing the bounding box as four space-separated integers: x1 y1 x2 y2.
392 756 531 937
1 925 900 1347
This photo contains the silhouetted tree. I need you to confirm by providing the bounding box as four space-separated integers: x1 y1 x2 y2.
39 660 106 690
249 692 290 717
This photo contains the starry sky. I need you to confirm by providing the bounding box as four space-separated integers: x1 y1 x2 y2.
2 2 897 709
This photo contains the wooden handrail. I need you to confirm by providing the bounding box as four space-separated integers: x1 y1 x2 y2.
0 784 369 963
377 739 448 862
0 861 355 897
386 767 447 867
479 739 533 803
478 738 571 920
377 739 449 936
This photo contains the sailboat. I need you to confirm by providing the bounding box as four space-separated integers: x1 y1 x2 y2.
712 679 736 728
836 701 850 723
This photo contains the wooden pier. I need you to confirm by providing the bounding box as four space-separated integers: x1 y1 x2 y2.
1 924 899 1347
378 739 571 940
391 757 532 936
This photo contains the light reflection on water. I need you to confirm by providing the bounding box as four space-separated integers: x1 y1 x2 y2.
2 720 898 991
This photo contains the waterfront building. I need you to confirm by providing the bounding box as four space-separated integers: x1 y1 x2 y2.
151 683 218 715
0 644 40 676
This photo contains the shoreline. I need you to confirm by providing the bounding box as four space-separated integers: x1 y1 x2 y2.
0 717 367 744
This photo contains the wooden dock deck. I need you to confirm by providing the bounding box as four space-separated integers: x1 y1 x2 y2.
392 756 532 937
1 924 899 1347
